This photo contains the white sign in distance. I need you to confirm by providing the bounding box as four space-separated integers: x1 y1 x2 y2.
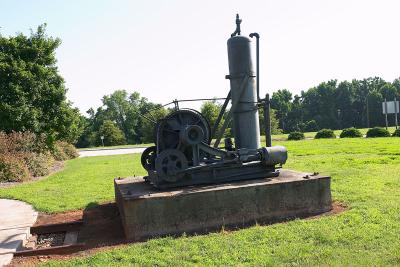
382 101 399 114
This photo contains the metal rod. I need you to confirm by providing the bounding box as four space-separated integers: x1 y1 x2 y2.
211 91 231 138
264 94 272 147
176 97 227 102
214 75 249 148
249 32 260 101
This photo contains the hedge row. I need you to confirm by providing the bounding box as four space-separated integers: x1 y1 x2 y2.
0 132 78 182
287 127 400 141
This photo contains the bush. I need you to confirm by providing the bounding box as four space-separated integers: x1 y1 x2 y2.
0 131 78 182
366 127 390 138
392 128 400 137
340 128 363 138
54 141 79 159
23 152 54 177
52 144 68 161
304 120 319 132
315 129 336 139
0 154 30 182
288 132 305 141
52 141 78 161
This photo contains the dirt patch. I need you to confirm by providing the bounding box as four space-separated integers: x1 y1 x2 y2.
0 161 64 188
35 209 83 226
10 201 346 266
305 201 347 220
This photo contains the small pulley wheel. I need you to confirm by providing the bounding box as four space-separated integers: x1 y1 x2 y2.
141 146 157 171
155 149 188 183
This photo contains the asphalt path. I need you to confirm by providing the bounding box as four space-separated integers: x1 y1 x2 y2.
79 147 147 157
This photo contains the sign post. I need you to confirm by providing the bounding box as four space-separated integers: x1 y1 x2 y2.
384 99 388 130
100 135 104 147
395 97 398 129
382 99 399 130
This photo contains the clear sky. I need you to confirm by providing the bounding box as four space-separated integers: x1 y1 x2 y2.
1 0 399 113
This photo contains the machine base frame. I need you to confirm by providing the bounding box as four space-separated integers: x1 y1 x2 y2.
115 169 332 241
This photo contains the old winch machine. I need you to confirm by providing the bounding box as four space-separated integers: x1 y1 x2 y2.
140 14 288 189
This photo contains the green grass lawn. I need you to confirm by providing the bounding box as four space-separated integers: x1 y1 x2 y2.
2 138 400 266
0 154 146 213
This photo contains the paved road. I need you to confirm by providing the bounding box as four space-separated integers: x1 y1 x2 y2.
79 147 147 157
0 199 38 266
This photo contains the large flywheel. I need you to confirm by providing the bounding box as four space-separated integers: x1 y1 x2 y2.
156 109 211 155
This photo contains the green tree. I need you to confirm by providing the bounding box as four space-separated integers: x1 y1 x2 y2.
140 105 168 143
259 108 282 135
97 120 126 146
270 89 292 132
0 24 83 144
200 100 222 130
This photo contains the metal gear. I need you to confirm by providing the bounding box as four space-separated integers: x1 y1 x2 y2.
155 149 188 183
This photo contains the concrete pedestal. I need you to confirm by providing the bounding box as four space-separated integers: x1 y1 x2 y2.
114 170 331 241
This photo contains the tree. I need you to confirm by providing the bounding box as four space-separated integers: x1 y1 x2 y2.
0 24 83 144
270 89 292 131
140 105 168 143
200 100 222 130
97 120 126 146
259 108 282 135
100 90 138 143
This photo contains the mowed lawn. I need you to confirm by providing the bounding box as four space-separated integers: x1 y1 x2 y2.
0 154 146 213
1 138 400 266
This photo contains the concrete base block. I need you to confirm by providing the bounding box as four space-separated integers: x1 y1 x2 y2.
114 169 332 241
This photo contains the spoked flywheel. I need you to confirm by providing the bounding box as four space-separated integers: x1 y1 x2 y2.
156 109 211 160
155 149 188 183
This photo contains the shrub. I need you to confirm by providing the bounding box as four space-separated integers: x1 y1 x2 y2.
23 152 54 177
304 120 319 132
0 131 77 182
392 128 400 137
54 141 79 160
315 129 336 139
52 144 68 161
288 132 305 141
366 127 390 138
340 128 363 138
0 154 30 182
0 131 48 154
52 141 79 161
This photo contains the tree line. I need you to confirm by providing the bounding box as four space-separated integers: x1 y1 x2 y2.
271 77 400 133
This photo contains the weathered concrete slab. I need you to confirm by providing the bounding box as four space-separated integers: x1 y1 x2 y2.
115 170 332 241
0 199 38 266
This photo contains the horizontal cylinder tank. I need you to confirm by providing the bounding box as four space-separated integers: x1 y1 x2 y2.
227 35 261 149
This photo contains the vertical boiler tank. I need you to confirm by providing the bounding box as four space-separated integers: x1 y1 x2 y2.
227 35 261 149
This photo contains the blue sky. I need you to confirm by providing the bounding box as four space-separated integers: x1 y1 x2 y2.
1 0 400 113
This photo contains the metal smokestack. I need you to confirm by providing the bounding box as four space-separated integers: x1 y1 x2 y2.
227 15 261 149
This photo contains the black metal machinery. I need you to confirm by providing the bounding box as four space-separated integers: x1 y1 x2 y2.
141 14 288 189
